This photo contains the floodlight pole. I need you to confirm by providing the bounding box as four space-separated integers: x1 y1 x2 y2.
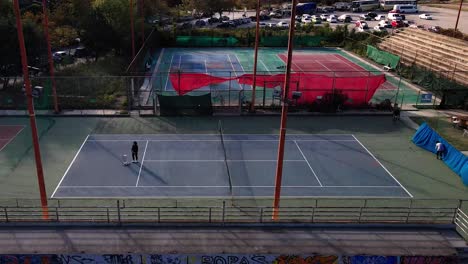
272 0 297 221
140 0 145 44
13 0 49 220
250 0 261 113
130 0 136 58
454 0 463 32
42 0 59 113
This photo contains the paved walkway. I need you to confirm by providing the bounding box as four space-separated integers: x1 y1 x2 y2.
0 226 465 255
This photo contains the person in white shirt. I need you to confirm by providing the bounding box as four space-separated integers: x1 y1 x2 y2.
435 141 445 160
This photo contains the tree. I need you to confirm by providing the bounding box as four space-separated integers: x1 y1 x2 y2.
80 8 115 61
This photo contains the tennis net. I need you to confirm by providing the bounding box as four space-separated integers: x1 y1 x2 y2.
218 120 233 196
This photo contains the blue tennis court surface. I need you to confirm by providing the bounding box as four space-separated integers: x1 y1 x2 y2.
52 134 412 198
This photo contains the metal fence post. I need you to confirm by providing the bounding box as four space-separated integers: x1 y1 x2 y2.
117 200 121 225
259 208 263 223
3 208 8 222
406 199 413 223
222 201 226 225
158 207 160 223
107 208 110 223
55 207 59 222
209 207 212 223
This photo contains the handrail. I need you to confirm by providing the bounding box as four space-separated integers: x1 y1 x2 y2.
0 200 463 224
455 208 468 240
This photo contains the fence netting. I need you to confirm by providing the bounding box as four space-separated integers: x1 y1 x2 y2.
366 45 400 69
168 72 386 107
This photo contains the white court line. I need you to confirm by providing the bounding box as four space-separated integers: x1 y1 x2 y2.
55 195 412 199
86 139 356 142
294 140 323 187
315 60 333 72
227 54 243 90
51 135 90 198
333 54 364 70
87 133 353 136
143 159 306 162
259 59 271 74
351 135 414 198
135 140 149 187
0 125 25 152
58 185 402 188
163 54 174 91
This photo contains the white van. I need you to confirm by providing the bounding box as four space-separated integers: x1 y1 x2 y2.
393 5 418 13
388 12 403 20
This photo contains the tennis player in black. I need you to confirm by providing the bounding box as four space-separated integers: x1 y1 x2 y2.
131 141 139 163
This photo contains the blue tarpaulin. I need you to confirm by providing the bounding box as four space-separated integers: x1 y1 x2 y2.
412 123 468 185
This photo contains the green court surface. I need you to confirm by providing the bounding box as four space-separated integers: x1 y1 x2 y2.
150 48 419 107
0 116 466 208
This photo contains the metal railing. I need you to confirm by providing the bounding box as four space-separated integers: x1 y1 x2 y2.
455 208 468 240
0 199 465 225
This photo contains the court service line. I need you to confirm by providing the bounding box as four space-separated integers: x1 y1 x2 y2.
135 140 149 187
87 139 356 142
294 140 323 187
163 54 174 91
58 185 402 188
0 125 25 152
351 135 414 198
143 159 306 162
51 134 90 198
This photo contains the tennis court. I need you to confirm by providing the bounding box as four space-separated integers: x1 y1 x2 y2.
52 131 412 199
0 125 24 152
145 48 420 108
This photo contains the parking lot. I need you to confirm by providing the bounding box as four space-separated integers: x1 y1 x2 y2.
187 6 467 34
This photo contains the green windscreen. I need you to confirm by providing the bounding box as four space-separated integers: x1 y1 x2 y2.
367 45 400 69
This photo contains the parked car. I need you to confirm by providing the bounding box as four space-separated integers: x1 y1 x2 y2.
327 15 338 23
52 51 67 62
367 12 378 19
334 2 351 11
301 17 312 24
323 6 335 12
388 13 403 21
259 22 267 27
360 14 372 21
309 15 320 24
355 20 369 30
277 21 290 28
216 21 235 28
419 13 432 20
195 20 207 27
374 14 386 20
374 25 384 31
267 22 277 28
221 16 230 21
320 14 329 21
208 17 219 24
295 15 302 22
379 20 392 28
338 14 352 23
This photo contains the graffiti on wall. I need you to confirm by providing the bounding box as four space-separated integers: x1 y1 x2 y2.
343 256 398 264
400 256 459 264
0 254 463 264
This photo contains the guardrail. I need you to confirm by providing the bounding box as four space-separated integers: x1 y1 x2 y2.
455 208 468 240
0 199 465 225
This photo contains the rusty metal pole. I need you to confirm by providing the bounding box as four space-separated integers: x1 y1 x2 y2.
454 0 464 32
130 0 136 58
250 0 261 113
140 0 145 44
13 0 49 220
272 0 298 221
42 0 59 113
